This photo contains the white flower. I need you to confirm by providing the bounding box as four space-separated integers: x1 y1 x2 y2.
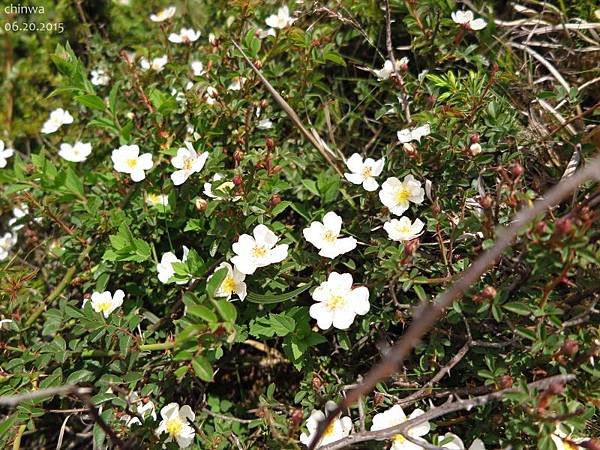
204 86 219 105
156 403 195 448
203 173 240 201
266 5 295 29
145 193 169 207
469 143 482 156
0 140 14 168
379 175 425 216
208 33 217 45
190 61 205 77
309 272 369 330
157 246 190 284
111 144 153 182
227 76 247 92
0 233 17 261
150 6 175 22
168 28 201 44
551 424 587 450
344 153 385 191
303 212 357 259
373 58 409 80
257 118 273 129
299 401 353 448
88 290 125 318
440 433 486 450
210 262 247 301
383 217 424 242
230 224 289 275
121 392 157 427
41 108 73 134
397 124 431 144
170 142 209 186
140 55 168 72
59 141 92 162
257 28 277 39
90 68 110 86
451 10 487 31
370 405 430 450
8 204 29 231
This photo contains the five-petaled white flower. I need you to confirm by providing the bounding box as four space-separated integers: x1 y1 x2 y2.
157 246 190 284
203 173 240 201
121 391 157 427
230 224 289 275
0 233 17 261
440 433 486 450
111 144 153 182
299 401 353 448
41 108 73 134
210 262 247 301
190 61 205 77
0 140 15 168
309 272 369 330
451 10 487 31
397 124 431 144
150 6 176 22
140 55 168 72
156 403 195 448
90 68 110 86
266 5 295 29
145 193 169 207
87 290 125 318
370 404 430 450
373 58 409 80
59 141 92 162
303 212 357 259
384 217 424 242
170 142 209 186
168 28 201 44
344 153 385 191
379 175 425 216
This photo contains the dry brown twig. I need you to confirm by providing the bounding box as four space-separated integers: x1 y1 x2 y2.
307 157 600 449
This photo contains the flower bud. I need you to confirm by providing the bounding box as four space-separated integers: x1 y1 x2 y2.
373 392 385 406
534 221 547 234
266 137 275 150
403 142 418 158
510 163 524 179
233 150 244 165
270 194 282 206
555 217 573 235
259 99 269 109
561 339 579 357
232 175 243 186
469 143 482 156
311 375 323 391
404 238 420 255
195 198 208 211
158 130 170 139
478 195 493 209
498 375 513 389
481 286 497 299
253 59 263 69
290 408 304 427
470 134 480 144
271 165 283 174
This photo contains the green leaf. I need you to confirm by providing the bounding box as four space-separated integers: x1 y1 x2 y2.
74 94 106 111
246 283 311 304
192 355 214 382
503 302 531 316
187 304 218 323
66 369 95 384
64 167 84 198
213 299 237 323
207 267 228 299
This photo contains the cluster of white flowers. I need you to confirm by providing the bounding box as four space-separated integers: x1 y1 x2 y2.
90 68 110 86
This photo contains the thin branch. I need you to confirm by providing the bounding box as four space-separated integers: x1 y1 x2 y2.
307 156 600 450
319 374 575 450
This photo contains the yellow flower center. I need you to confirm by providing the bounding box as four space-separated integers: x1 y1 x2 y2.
396 223 411 234
127 158 138 169
221 275 236 294
183 158 194 170
361 166 372 178
252 245 268 258
323 421 336 437
165 417 183 437
322 230 337 243
327 295 345 311
147 194 159 204
395 187 410 204
563 441 578 450
393 434 406 443
95 300 112 313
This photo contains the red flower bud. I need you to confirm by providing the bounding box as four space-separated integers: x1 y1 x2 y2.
290 408 304 427
481 286 497 299
555 217 573 235
265 137 275 150
510 163 524 179
561 339 579 357
498 375 513 389
470 134 480 144
233 150 244 165
270 194 282 206
232 175 243 186
534 221 547 234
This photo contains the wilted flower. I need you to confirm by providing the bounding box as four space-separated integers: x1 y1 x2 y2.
303 212 357 259
87 290 125 318
370 404 430 450
299 401 353 448
168 28 201 44
157 246 190 284
383 217 424 242
379 175 425 216
451 10 487 31
150 6 175 22
203 173 240 201
373 57 409 80
145 193 169 207
344 153 385 191
111 144 153 182
0 233 17 261
190 61 205 77
41 108 73 134
170 142 209 186
0 140 15 168
140 55 168 72
309 272 369 330
440 433 486 450
90 68 110 86
230 224 288 275
121 391 157 427
210 262 247 301
227 76 246 91
397 124 430 144
156 403 195 448
265 6 295 29
59 141 92 162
